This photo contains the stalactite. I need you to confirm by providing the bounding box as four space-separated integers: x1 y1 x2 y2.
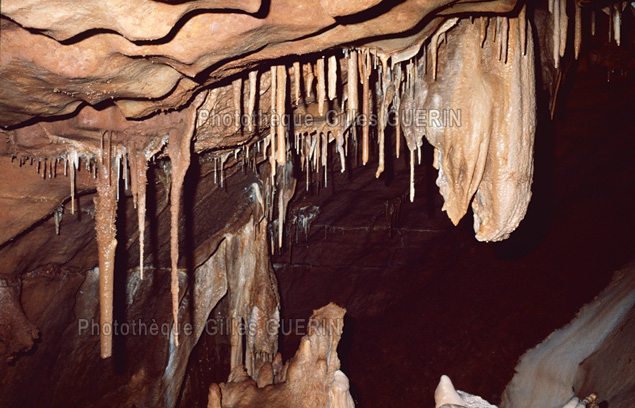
270 66 278 180
409 148 415 202
167 93 205 347
609 5 614 42
248 70 258 132
574 3 582 59
614 2 621 46
233 78 243 132
136 151 148 279
591 10 596 36
328 55 337 101
360 49 371 165
317 57 326 116
115 152 122 201
278 181 284 249
292 61 301 105
559 0 568 58
480 16 489 47
430 18 458 80
69 149 79 215
395 110 402 159
376 63 394 179
553 0 561 69
220 152 230 188
313 133 320 172
501 16 509 63
304 62 315 99
379 54 389 84
276 65 287 165
347 49 358 138
321 132 328 185
94 131 118 359
520 4 527 56
394 64 403 159
405 59 412 92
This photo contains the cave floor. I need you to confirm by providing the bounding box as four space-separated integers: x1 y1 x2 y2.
273 56 635 407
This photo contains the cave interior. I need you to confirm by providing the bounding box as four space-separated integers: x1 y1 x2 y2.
0 1 633 407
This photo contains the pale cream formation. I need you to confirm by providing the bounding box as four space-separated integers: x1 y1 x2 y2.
210 303 354 408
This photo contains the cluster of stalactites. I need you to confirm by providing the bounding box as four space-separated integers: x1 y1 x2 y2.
203 9 533 247
14 132 169 358
215 34 451 206
550 0 630 69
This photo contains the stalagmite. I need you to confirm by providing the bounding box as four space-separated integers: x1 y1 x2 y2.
54 205 62 235
94 132 118 359
276 65 287 165
167 92 206 347
360 49 371 165
233 78 243 132
434 375 464 408
328 55 337 101
292 61 301 105
207 384 222 408
559 0 568 58
248 70 258 132
317 57 326 116
329 370 356 408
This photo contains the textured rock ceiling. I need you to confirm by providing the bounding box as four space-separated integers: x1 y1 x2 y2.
0 0 515 126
